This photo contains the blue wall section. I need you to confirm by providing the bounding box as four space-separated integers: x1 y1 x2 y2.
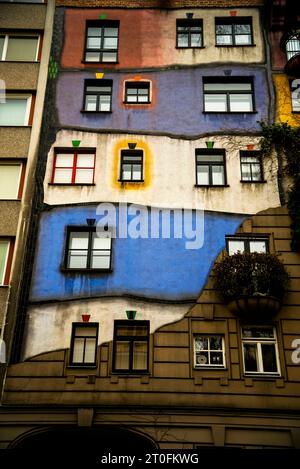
30 205 244 302
56 67 268 136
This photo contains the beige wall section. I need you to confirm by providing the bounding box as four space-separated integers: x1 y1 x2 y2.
0 129 31 157
0 4 46 30
0 202 20 237
23 298 188 360
44 130 280 214
0 63 39 91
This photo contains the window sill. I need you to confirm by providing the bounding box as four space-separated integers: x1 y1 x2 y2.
61 268 112 273
67 365 97 369
111 371 150 376
240 180 266 184
48 183 96 186
175 46 205 50
203 111 257 114
123 101 151 105
81 60 119 65
0 198 21 201
80 110 112 114
0 285 9 288
194 184 229 188
244 373 281 379
0 125 32 128
215 44 256 48
118 179 144 183
194 366 227 370
0 60 40 64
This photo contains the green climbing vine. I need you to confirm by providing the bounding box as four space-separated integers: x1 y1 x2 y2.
259 121 300 251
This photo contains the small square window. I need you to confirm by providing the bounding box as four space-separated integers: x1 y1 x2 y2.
240 151 263 182
65 227 112 271
84 20 119 63
215 17 253 46
124 82 150 104
241 326 280 375
226 236 269 255
0 94 33 126
83 79 113 113
120 150 143 182
70 323 98 366
113 320 149 373
51 149 95 185
203 78 254 113
176 19 203 48
0 161 25 199
194 335 225 368
195 150 226 186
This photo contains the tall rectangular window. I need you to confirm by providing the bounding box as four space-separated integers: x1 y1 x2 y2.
0 34 40 61
226 236 268 255
195 150 226 186
65 228 112 271
0 239 13 286
84 20 119 63
176 19 203 48
194 335 225 368
0 161 25 199
240 151 263 182
241 326 280 375
0 94 33 126
51 149 95 185
113 320 149 373
203 78 254 113
70 323 98 366
120 150 143 182
215 17 253 46
83 79 112 112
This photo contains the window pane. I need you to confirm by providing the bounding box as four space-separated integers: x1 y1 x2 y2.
84 338 96 363
53 168 73 184
195 336 208 351
115 341 130 369
91 252 111 269
138 94 148 103
68 252 88 269
122 164 132 180
75 169 94 184
87 37 101 49
72 337 84 363
75 327 97 337
205 83 251 91
243 344 258 372
126 95 138 103
116 325 148 337
0 240 9 284
242 327 274 339
177 34 189 47
234 24 251 34
249 240 267 253
104 27 118 37
228 240 245 255
216 25 232 35
133 341 147 370
261 344 278 372
197 154 223 163
0 98 28 125
197 165 209 185
212 165 224 185
196 351 209 365
216 35 232 45
230 93 253 112
0 164 21 199
55 153 74 168
103 37 118 49
210 337 222 350
6 37 38 61
210 352 224 365
99 95 111 111
204 94 227 112
87 27 102 37
85 51 100 62
191 33 201 47
235 34 252 45
241 163 252 180
85 95 97 111
69 232 89 249
132 165 142 180
76 154 95 168
102 51 117 62
251 163 262 181
92 233 111 250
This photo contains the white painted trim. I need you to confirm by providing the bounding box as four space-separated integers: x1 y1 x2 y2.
1 34 40 62
241 326 281 376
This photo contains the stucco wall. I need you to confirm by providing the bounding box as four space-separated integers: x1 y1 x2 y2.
44 130 280 213
23 298 188 360
29 204 244 302
0 63 39 91
61 8 264 69
0 129 31 157
0 202 20 237
0 4 47 30
56 67 269 135
273 74 300 126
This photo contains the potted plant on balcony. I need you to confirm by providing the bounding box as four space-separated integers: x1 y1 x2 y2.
213 252 290 319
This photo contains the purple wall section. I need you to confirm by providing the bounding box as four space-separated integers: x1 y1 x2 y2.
57 67 269 136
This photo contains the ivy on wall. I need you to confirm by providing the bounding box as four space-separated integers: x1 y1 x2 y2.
260 122 300 251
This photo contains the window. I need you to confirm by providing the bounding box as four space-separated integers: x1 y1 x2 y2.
0 94 33 126
84 20 119 63
176 19 203 48
124 81 150 104
120 150 143 182
194 335 225 368
113 320 149 373
195 149 226 186
215 17 253 46
226 236 268 255
83 79 112 112
240 151 263 182
286 34 300 61
291 79 300 112
0 161 25 199
70 323 98 366
241 326 280 375
203 78 254 112
65 227 112 270
51 149 95 185
0 34 40 61
0 239 13 286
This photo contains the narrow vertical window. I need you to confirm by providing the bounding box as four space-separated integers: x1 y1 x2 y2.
113 320 149 373
70 323 98 366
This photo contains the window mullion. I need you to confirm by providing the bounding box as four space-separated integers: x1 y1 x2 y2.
82 337 87 363
257 343 264 373
227 92 231 112
87 230 93 269
72 151 77 184
2 35 9 61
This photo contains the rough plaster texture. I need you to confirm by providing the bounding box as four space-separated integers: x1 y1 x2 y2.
0 4 46 30
0 63 39 91
273 74 300 127
0 202 20 237
0 129 31 158
0 288 9 325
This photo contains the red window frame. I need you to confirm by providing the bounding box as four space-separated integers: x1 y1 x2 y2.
0 239 15 286
51 148 96 185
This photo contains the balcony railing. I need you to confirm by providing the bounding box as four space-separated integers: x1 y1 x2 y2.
286 34 300 60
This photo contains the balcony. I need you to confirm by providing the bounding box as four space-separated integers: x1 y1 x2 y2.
281 30 300 76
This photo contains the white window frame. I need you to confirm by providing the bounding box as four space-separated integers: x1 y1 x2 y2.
0 161 23 199
0 239 10 285
194 335 226 368
0 94 32 126
241 326 281 376
0 34 40 62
